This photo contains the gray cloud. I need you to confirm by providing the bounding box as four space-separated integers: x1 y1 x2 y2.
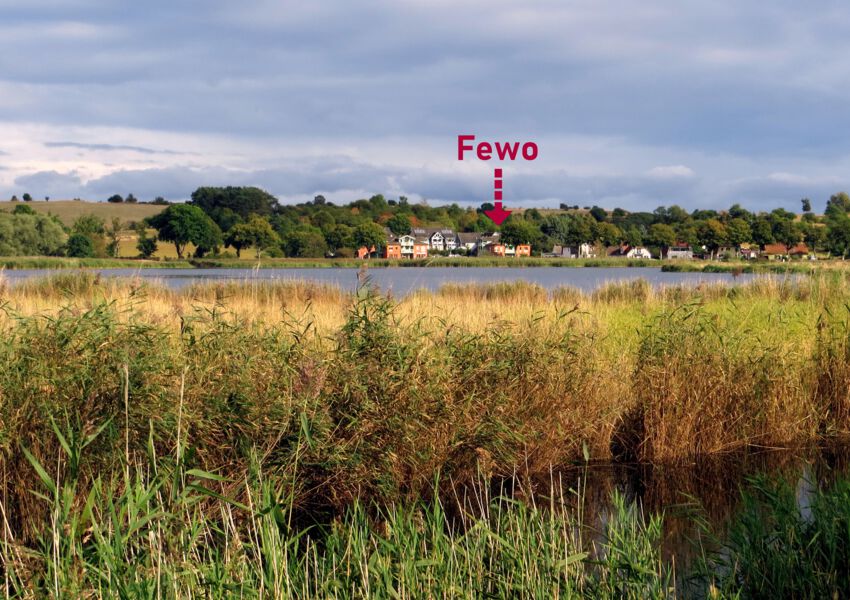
7 156 846 215
2 1 850 210
13 170 84 198
44 141 182 155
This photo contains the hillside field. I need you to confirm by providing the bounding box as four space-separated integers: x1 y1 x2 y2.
0 199 166 227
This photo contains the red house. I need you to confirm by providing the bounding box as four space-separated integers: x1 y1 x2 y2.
383 242 402 259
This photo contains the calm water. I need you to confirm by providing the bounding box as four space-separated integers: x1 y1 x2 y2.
557 445 850 591
3 266 775 294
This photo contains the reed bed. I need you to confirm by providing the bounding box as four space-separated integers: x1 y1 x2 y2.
1 271 850 595
1 438 674 598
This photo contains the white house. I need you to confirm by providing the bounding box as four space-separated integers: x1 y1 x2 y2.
397 234 416 258
412 228 459 252
552 243 596 258
664 245 693 260
625 246 652 259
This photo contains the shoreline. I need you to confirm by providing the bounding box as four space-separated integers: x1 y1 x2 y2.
0 255 831 273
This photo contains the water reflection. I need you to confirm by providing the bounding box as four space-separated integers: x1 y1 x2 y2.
2 266 772 294
555 446 850 577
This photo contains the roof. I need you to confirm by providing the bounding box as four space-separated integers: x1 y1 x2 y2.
456 232 481 244
411 227 456 237
606 245 629 256
762 243 788 254
789 243 810 255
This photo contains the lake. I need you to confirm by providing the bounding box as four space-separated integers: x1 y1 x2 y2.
566 444 850 593
2 266 777 294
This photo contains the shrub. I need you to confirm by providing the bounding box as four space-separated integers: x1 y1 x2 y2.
65 233 95 257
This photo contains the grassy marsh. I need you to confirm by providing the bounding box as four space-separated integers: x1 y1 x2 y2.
2 271 850 596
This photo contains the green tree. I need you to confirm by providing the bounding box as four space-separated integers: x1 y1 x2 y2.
386 214 412 236
801 198 812 213
541 214 594 246
106 217 122 257
802 222 826 252
499 219 542 246
282 229 328 258
0 212 67 255
725 218 752 247
72 214 107 257
666 205 690 224
225 215 280 258
325 224 355 253
524 208 543 222
368 194 388 212
774 220 801 248
66 233 95 257
646 223 676 254
623 226 643 247
825 193 850 257
22 193 32 202
224 225 251 258
134 223 158 258
190 186 278 230
540 216 571 245
751 217 775 246
674 223 699 247
12 204 35 215
311 210 336 233
353 222 387 253
826 213 850 257
728 204 752 220
595 222 623 246
589 206 607 222
826 192 850 216
125 193 138 204
697 219 727 258
148 204 223 259
107 194 124 203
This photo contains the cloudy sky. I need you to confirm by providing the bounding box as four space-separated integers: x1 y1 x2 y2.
2 0 850 211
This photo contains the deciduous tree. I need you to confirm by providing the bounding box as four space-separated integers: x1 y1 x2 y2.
148 204 223 259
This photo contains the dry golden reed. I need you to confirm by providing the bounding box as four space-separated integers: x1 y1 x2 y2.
0 270 849 542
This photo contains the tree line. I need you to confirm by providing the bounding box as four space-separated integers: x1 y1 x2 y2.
5 187 850 259
145 188 850 259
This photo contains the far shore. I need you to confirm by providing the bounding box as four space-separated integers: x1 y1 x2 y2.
0 254 837 273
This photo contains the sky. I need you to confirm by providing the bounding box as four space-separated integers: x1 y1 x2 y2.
2 0 850 212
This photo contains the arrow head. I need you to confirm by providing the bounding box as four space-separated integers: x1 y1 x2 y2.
484 205 512 226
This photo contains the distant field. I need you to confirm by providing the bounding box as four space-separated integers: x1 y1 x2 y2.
0 200 166 227
116 232 191 259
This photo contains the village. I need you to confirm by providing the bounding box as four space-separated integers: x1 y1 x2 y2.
355 226 816 261
357 227 532 259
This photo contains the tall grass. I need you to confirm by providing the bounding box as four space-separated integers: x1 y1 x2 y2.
4 272 850 594
0 257 190 269
0 422 674 598
701 474 850 599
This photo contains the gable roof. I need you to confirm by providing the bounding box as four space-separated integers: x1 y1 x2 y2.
762 243 788 255
456 232 481 244
411 227 456 237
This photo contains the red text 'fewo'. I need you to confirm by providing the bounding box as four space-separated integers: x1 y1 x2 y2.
457 135 539 161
